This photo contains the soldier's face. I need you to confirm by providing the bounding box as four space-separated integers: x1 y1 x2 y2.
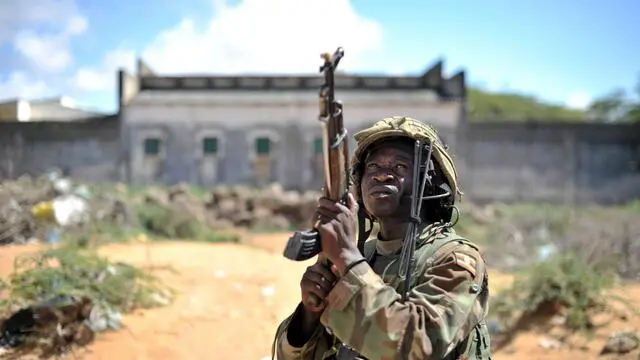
360 140 414 218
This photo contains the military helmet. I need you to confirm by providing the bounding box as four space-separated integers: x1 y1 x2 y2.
351 116 462 203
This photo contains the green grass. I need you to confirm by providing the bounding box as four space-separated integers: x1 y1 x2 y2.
134 202 239 243
467 88 586 122
0 244 173 314
490 252 623 331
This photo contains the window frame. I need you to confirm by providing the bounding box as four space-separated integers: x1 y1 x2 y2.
143 137 162 157
202 136 220 156
196 129 226 158
255 136 272 156
247 130 279 158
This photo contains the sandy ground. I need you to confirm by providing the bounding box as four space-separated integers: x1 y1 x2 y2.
1 234 640 360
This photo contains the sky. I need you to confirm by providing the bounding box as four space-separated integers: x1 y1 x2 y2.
0 0 638 113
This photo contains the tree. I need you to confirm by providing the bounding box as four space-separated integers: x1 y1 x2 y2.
628 75 640 122
587 74 640 123
587 88 627 122
625 106 640 122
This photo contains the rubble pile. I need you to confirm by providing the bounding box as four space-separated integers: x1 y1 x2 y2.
0 175 71 245
147 183 320 232
0 172 322 245
0 244 172 358
0 296 97 357
0 172 128 245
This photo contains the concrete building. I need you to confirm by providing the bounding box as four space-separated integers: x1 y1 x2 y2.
118 60 466 189
0 97 105 122
0 59 637 205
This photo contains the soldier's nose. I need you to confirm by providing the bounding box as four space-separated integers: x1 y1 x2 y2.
373 173 394 183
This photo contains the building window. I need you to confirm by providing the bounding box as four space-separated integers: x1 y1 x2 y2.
255 137 271 155
313 137 323 155
202 137 219 155
143 138 161 156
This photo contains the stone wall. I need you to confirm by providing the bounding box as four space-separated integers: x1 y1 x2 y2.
0 117 121 182
120 93 462 189
121 123 459 190
458 122 640 204
1 114 638 205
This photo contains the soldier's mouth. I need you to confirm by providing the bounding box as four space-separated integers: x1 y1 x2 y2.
369 185 398 198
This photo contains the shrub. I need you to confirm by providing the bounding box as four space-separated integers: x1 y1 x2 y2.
0 244 173 313
490 252 631 331
135 203 239 243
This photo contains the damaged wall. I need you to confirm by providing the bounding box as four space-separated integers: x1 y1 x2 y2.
0 117 121 182
120 98 462 189
459 122 640 204
1 57 638 205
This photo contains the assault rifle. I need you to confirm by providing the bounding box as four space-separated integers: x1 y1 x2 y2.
282 47 349 305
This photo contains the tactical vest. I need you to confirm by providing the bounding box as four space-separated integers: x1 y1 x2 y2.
273 228 493 360
354 228 492 360
332 228 491 360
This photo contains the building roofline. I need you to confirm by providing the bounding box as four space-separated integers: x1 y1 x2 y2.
132 58 467 100
0 96 103 111
0 98 22 106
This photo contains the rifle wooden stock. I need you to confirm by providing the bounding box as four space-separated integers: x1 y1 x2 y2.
283 47 348 307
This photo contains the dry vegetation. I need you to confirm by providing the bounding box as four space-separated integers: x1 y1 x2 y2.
0 177 639 359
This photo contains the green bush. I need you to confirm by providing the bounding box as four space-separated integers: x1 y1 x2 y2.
490 252 631 331
135 203 239 243
62 222 144 247
136 203 175 237
0 245 173 313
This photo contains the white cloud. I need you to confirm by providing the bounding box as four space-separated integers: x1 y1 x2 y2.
566 91 592 110
0 0 604 115
146 0 382 74
64 15 88 36
0 72 51 100
72 49 136 92
12 10 88 74
0 0 87 101
72 0 384 92
0 0 84 43
14 32 74 73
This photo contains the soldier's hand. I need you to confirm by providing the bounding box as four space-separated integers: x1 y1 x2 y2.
315 193 361 273
300 258 339 313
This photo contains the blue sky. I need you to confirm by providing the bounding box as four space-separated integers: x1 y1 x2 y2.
359 0 640 103
1 0 638 113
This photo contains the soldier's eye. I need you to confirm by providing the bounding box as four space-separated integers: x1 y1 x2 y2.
366 163 379 171
395 164 407 170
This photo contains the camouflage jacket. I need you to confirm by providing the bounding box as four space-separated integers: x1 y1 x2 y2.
272 223 491 360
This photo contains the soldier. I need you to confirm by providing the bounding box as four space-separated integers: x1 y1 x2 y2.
272 117 491 360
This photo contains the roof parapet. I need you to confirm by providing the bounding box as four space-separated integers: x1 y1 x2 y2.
133 58 467 99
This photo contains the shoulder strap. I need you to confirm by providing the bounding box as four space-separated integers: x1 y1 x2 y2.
410 229 480 288
363 227 483 291
413 231 491 360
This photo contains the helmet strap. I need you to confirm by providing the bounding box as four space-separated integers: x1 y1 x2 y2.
356 202 373 255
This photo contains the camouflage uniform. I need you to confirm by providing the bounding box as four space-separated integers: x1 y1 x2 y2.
272 117 492 360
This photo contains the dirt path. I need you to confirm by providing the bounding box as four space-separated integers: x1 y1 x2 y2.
87 234 312 360
1 234 639 360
